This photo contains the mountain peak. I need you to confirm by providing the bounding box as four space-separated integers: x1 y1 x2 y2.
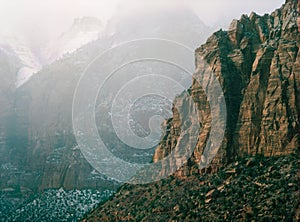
70 17 103 32
44 16 104 64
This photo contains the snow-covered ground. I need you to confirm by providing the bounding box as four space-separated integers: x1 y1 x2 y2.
0 188 114 222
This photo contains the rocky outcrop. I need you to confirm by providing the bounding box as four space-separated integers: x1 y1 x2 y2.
153 0 299 176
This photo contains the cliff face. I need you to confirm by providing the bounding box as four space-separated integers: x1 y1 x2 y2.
83 1 299 220
10 56 116 191
0 51 19 165
153 0 299 176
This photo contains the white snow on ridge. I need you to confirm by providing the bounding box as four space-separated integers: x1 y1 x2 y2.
44 17 104 64
45 30 100 64
0 36 42 88
0 17 104 88
16 66 41 88
10 41 42 88
61 31 100 55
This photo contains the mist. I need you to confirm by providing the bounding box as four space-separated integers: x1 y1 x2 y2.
0 0 284 45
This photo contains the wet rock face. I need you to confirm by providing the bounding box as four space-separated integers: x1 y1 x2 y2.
154 0 299 176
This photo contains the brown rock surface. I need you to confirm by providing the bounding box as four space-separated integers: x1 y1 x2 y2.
153 0 299 176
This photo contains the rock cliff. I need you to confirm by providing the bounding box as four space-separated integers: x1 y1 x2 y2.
153 0 299 176
83 1 300 220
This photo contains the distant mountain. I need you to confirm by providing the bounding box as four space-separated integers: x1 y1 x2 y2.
106 5 210 49
0 5 211 194
44 16 104 64
0 17 104 88
0 4 212 217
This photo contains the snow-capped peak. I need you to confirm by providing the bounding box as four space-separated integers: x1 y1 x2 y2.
44 17 104 64
0 17 104 88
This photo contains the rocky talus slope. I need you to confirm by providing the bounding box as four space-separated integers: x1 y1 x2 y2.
84 0 299 221
84 154 299 221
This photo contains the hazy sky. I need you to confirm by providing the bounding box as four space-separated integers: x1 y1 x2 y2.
0 0 284 43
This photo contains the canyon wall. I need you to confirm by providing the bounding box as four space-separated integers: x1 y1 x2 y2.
153 0 299 176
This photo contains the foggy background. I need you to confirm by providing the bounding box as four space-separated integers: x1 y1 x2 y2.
0 0 284 46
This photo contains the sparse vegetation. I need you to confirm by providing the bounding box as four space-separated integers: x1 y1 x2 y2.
84 153 299 221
